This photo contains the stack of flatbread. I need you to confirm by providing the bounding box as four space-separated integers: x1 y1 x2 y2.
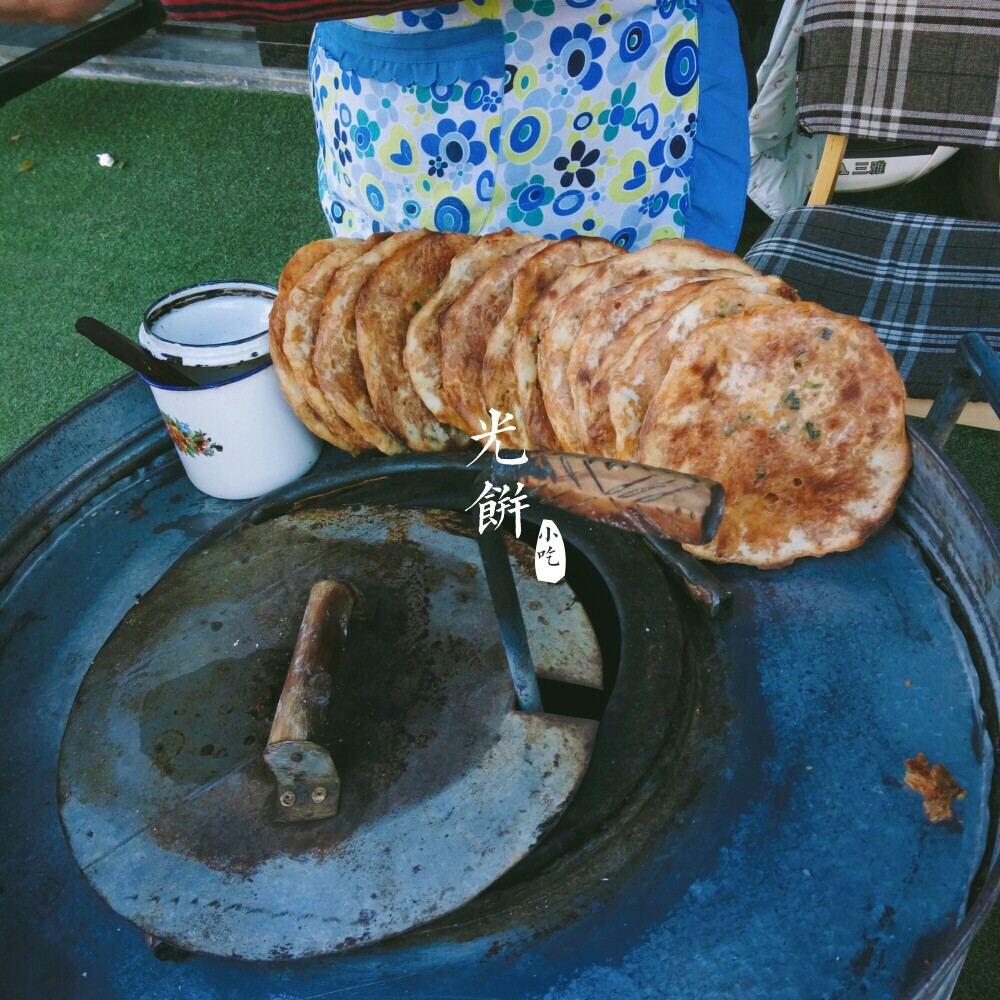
270 229 910 568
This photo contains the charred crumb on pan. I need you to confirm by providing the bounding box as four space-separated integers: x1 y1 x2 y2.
904 753 967 823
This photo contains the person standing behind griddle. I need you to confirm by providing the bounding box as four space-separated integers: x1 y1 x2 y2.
5 1 751 251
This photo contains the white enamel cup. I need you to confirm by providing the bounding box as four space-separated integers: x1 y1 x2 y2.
138 281 322 501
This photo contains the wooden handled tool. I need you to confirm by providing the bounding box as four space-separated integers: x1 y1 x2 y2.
491 451 724 548
263 580 365 823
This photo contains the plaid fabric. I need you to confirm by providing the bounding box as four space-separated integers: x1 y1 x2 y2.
745 206 1000 401
797 0 1000 148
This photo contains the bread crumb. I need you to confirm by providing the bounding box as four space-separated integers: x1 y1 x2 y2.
904 753 966 822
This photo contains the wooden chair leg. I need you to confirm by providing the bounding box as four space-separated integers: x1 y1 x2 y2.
807 134 848 206
906 398 1000 434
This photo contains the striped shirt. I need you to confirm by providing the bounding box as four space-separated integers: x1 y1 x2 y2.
160 0 439 24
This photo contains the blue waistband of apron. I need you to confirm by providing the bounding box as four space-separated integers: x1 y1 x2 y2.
682 0 750 252
313 19 504 88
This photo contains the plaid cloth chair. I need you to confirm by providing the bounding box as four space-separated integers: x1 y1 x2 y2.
746 0 1000 431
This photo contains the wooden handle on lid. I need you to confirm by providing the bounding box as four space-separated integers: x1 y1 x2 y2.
264 580 364 822
268 580 357 744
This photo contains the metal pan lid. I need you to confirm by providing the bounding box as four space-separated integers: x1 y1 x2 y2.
139 280 275 368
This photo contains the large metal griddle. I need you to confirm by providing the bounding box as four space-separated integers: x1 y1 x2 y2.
57 503 603 960
1 343 998 998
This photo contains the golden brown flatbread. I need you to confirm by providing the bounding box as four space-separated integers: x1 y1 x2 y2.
269 238 367 454
440 240 549 437
593 282 711 387
607 276 797 460
277 238 352 297
270 300 354 451
638 301 911 568
313 232 427 454
283 235 387 451
510 238 623 449
478 240 586 447
404 230 539 430
537 239 758 452
581 280 720 457
356 231 477 451
567 268 750 453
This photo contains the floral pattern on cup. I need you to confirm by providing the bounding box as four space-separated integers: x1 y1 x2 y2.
163 413 223 457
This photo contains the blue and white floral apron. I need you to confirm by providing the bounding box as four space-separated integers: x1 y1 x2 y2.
309 0 749 250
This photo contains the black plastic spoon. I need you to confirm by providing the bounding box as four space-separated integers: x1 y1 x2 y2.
75 316 199 388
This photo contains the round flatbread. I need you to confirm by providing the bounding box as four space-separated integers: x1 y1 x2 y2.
567 268 751 452
404 230 540 430
638 301 911 568
607 276 797 460
510 238 623 449
284 235 387 451
357 232 477 451
313 232 427 454
537 239 758 452
593 282 712 387
440 240 549 437
269 238 368 454
479 240 600 447
582 280 720 457
270 299 356 451
278 238 353 298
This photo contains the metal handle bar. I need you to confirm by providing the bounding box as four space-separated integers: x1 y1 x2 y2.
924 334 1000 448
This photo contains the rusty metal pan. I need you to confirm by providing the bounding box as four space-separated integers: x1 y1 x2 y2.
56 502 603 960
0 337 998 997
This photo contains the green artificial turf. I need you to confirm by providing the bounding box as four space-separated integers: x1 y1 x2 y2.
0 76 330 455
1 76 998 996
